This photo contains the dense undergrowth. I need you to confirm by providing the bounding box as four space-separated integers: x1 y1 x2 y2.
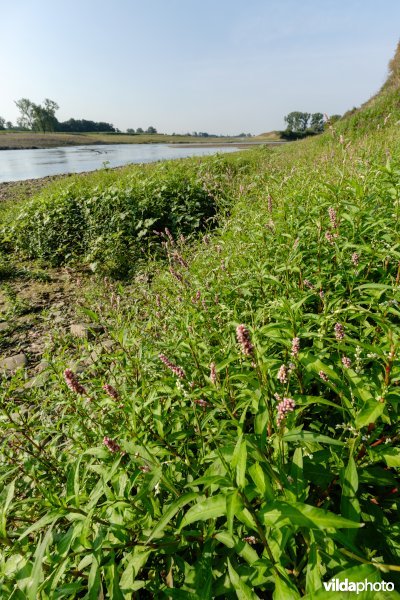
2 155 253 277
1 46 400 598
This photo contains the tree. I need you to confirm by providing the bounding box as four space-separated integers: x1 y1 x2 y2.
136 127 144 134
15 98 35 129
284 111 311 133
15 97 59 132
146 126 157 134
6 121 13 129
310 112 324 133
32 99 59 133
0 117 5 130
126 128 136 134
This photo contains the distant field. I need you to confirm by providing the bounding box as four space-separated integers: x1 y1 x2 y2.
0 131 281 150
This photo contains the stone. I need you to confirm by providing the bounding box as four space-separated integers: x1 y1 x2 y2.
70 323 104 340
0 322 10 332
0 353 28 372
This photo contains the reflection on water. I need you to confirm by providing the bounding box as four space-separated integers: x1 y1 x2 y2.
0 144 240 183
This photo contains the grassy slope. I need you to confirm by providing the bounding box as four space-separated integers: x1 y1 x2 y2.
1 47 400 597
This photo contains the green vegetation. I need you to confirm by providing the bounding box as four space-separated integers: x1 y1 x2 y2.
6 155 248 276
0 45 400 598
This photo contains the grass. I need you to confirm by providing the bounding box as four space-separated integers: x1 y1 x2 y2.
0 46 400 598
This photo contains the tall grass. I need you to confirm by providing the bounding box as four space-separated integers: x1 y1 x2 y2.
1 52 400 598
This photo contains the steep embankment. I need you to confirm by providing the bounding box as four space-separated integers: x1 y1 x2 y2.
1 44 400 598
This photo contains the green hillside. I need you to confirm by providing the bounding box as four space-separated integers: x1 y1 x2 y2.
1 44 400 597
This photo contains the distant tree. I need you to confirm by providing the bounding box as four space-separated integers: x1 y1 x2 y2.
15 97 59 132
136 127 144 134
309 112 324 133
57 118 115 133
146 126 157 134
0 117 5 130
329 114 342 124
126 128 136 134
284 111 311 133
6 121 13 129
32 98 59 133
15 98 35 129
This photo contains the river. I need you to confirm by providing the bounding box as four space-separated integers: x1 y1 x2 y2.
0 143 242 183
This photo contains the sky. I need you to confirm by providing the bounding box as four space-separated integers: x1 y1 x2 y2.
1 0 399 135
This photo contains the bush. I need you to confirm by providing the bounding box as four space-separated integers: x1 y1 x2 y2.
7 154 250 276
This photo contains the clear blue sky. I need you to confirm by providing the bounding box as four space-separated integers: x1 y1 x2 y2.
1 0 399 135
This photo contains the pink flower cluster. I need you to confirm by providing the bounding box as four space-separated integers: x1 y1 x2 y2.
277 364 288 384
276 397 296 426
103 436 121 453
63 369 87 396
351 252 360 266
334 323 345 341
304 279 315 290
236 324 254 357
342 356 352 368
291 337 300 357
319 370 329 382
103 383 119 400
194 398 209 408
159 353 185 379
210 362 217 384
328 207 339 229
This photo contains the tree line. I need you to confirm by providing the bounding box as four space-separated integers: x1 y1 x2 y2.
0 98 117 134
282 111 341 139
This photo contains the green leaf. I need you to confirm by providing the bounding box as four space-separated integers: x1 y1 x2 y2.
248 463 274 501
273 565 301 599
341 455 359 522
179 495 226 530
147 492 198 542
0 479 15 538
260 501 363 530
18 511 63 541
236 438 247 489
28 526 54 600
215 532 259 565
340 454 360 542
376 447 400 467
227 558 260 599
290 448 307 502
283 430 344 446
120 548 151 591
226 490 243 535
194 539 213 599
305 531 322 595
355 399 384 429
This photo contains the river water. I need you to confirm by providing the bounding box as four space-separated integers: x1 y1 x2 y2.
0 143 241 183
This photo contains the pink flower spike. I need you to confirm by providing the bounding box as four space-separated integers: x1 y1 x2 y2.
277 364 288 384
276 397 296 426
291 337 300 357
334 323 345 341
63 369 87 396
236 324 254 357
103 436 121 453
210 362 217 385
159 353 185 379
342 356 352 368
103 383 119 400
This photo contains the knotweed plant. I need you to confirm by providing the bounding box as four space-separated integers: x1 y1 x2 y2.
1 70 400 597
